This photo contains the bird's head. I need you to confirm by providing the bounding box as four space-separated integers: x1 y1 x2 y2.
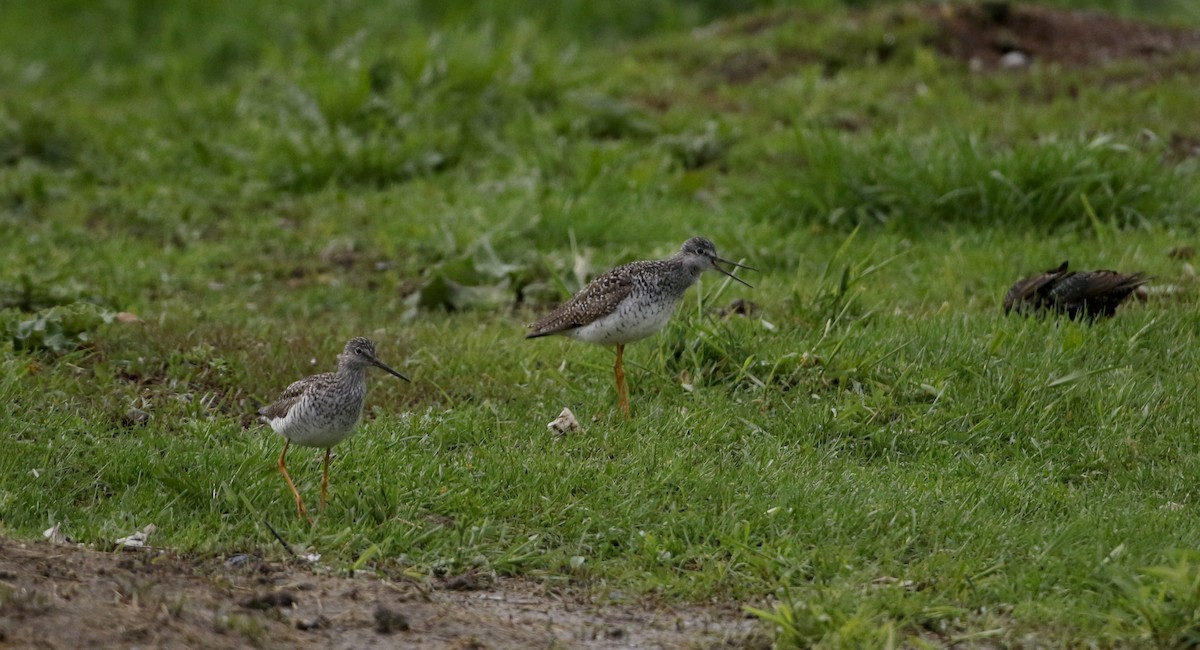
678 237 755 288
340 337 410 381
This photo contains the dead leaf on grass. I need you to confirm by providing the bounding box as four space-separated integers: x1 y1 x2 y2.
115 524 157 548
547 407 581 434
43 523 70 545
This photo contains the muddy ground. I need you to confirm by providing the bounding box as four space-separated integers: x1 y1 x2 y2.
930 2 1200 69
0 537 766 649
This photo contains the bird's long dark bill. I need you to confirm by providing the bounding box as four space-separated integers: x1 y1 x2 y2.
370 357 411 382
717 256 757 272
714 257 755 288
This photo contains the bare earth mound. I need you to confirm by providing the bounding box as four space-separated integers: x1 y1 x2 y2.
691 3 1200 94
0 538 763 649
930 2 1200 68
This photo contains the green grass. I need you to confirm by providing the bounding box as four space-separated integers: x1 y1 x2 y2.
4 0 1200 646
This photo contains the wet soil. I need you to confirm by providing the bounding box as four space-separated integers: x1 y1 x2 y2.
0 537 765 649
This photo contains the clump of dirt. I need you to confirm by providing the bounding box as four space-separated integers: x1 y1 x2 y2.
1166 132 1200 162
929 2 1200 69
693 2 1200 89
711 50 777 85
0 537 766 649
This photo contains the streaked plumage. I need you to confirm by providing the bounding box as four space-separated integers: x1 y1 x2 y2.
527 237 754 417
259 336 408 522
1004 261 1148 319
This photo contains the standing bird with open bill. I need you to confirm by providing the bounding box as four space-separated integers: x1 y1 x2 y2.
526 237 755 418
1004 261 1149 319
259 337 409 523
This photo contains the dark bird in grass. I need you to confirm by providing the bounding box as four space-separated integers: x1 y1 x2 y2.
1003 261 1149 319
259 337 409 523
526 237 755 418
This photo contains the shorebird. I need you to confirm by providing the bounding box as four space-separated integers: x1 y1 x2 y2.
1004 261 1148 319
259 337 409 522
526 237 754 417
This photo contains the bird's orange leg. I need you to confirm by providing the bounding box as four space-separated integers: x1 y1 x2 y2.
277 440 312 524
615 343 630 419
320 448 332 514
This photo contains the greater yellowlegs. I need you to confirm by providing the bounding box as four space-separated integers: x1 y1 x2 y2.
527 237 754 417
1004 261 1148 319
259 337 409 522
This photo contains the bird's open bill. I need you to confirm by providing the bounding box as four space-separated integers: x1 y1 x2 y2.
368 357 411 382
714 256 757 288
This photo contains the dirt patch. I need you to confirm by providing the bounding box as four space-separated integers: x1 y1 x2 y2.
694 3 1200 88
0 537 766 649
711 50 776 86
1166 132 1200 162
929 2 1200 69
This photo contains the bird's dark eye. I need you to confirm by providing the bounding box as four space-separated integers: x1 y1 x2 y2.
354 347 364 355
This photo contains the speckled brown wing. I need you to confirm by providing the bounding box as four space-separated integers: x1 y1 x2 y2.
526 262 643 338
258 373 328 420
1003 261 1069 314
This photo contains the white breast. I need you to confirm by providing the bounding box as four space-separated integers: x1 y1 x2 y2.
268 394 364 448
568 293 680 345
